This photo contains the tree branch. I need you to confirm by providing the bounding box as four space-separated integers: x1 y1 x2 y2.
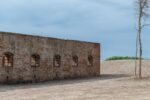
142 23 150 28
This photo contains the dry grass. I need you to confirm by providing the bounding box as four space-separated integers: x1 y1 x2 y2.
1 60 150 100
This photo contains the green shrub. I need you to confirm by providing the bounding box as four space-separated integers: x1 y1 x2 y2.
105 56 142 61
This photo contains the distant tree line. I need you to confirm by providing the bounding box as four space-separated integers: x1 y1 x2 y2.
105 56 143 61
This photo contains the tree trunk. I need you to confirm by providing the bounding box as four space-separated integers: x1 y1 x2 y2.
139 30 142 78
138 9 142 78
135 32 139 77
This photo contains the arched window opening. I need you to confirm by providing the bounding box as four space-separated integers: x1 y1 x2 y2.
88 55 93 66
72 55 78 67
31 54 40 67
54 55 61 67
3 52 13 67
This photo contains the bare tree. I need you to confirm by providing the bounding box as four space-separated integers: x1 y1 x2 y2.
135 0 150 78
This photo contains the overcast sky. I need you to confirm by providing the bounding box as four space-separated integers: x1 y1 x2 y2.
0 0 150 59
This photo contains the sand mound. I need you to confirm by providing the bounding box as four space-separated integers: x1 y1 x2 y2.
101 60 150 77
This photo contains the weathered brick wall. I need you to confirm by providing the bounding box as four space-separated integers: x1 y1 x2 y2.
0 32 100 83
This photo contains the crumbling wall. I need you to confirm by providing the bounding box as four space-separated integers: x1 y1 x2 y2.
0 32 100 83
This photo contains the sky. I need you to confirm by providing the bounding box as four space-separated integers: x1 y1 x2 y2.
0 0 150 60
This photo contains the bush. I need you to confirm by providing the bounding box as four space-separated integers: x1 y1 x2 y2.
105 56 142 61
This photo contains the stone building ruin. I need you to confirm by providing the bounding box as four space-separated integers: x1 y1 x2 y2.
0 32 100 83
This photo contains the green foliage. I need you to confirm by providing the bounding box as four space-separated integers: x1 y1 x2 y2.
105 56 142 61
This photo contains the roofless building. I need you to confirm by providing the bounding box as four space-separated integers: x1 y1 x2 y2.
0 32 100 83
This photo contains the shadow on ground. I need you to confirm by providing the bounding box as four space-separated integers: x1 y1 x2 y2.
0 74 129 92
100 74 129 80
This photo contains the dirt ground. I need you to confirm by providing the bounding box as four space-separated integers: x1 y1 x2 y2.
1 60 150 100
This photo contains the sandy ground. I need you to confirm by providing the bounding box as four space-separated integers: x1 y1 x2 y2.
1 60 150 100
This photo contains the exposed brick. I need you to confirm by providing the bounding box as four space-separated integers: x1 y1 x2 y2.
0 32 100 83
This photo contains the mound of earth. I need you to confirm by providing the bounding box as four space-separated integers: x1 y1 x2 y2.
101 60 150 77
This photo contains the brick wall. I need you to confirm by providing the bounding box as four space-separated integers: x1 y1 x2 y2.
0 32 100 83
